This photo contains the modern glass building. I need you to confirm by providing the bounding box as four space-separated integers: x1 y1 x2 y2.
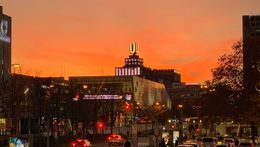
69 75 170 130
70 76 170 109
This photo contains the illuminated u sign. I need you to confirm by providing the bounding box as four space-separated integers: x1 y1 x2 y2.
129 42 139 55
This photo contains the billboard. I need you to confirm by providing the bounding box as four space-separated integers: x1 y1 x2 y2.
0 12 11 80
0 19 11 43
0 14 11 44
9 137 30 147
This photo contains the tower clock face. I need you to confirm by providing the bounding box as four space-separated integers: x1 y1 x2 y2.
0 20 8 35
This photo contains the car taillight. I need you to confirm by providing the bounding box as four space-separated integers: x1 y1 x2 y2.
108 137 111 140
77 138 83 142
83 143 87 147
71 142 76 147
200 143 204 147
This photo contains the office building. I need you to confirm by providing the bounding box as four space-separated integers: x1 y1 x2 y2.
69 75 170 133
115 42 181 89
0 6 11 81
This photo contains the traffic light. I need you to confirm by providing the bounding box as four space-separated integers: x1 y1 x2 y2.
96 121 105 129
73 93 81 101
123 102 132 112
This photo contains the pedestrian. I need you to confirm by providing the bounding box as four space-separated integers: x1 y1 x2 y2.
175 137 179 147
124 138 131 147
159 137 166 147
192 134 195 140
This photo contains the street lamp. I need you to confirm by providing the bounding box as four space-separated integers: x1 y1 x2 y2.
178 104 183 109
24 87 30 134
177 104 184 143
10 63 20 134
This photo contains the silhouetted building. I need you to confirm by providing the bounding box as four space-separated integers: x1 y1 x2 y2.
167 83 209 117
243 15 260 96
0 6 12 134
0 6 11 81
115 42 181 89
243 15 260 131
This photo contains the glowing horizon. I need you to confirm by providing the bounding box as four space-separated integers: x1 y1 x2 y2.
1 0 260 83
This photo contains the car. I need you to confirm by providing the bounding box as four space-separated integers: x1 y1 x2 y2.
183 142 201 147
70 138 92 147
201 137 217 147
107 134 124 146
223 138 235 147
238 142 254 147
216 136 224 144
178 144 195 147
216 144 229 147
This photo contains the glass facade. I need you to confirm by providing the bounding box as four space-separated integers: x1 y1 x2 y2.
133 76 171 110
69 76 170 110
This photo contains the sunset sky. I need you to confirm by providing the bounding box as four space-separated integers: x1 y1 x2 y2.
1 0 260 83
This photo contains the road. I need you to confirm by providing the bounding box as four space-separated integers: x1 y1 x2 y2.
91 137 151 147
92 141 124 147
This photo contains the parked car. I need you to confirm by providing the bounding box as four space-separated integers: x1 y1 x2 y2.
70 138 92 147
107 134 124 146
178 144 195 147
223 138 235 147
216 144 229 147
216 136 224 145
201 137 217 147
183 142 201 147
238 142 254 147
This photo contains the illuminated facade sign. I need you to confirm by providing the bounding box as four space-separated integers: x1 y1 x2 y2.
83 95 123 100
69 76 171 109
0 19 10 43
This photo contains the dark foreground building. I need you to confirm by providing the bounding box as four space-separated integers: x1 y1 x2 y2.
0 6 12 136
243 15 260 136
0 6 11 81
243 15 260 96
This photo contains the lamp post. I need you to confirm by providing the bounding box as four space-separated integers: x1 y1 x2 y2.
177 104 184 143
24 87 30 134
10 63 20 134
